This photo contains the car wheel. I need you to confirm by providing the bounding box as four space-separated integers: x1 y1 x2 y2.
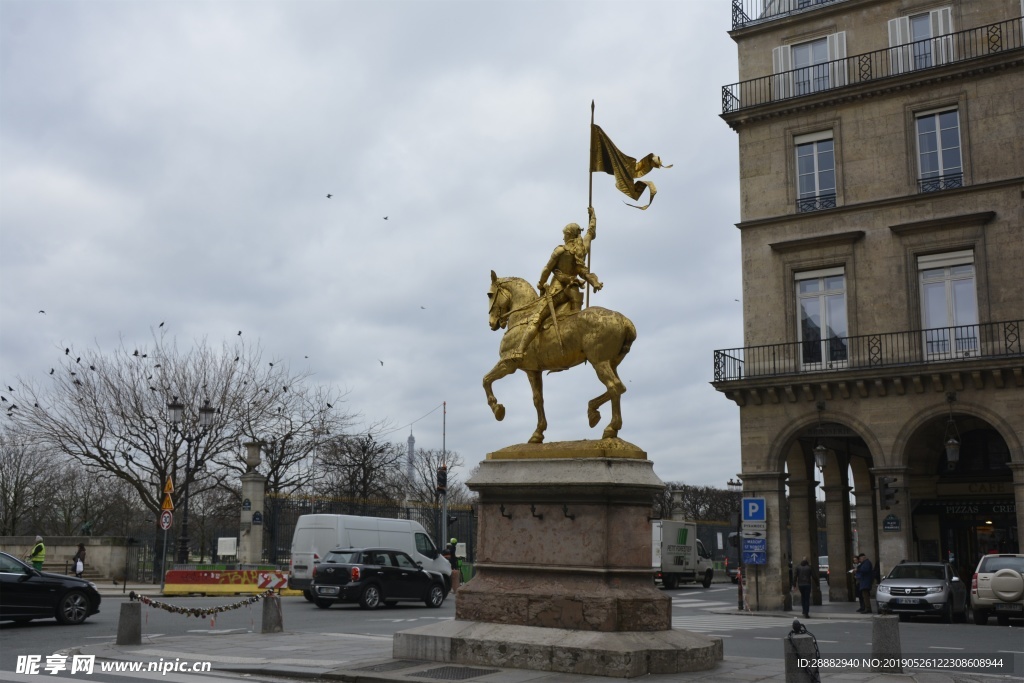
973 608 988 625
56 591 90 625
359 584 382 610
702 570 713 588
314 597 333 609
997 614 1010 626
425 583 445 608
942 601 954 624
303 589 315 603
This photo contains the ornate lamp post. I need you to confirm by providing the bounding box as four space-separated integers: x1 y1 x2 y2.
167 397 217 564
727 477 743 610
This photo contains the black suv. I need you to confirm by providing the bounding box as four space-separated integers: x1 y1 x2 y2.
311 547 446 609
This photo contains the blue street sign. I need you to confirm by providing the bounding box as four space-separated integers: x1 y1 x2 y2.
742 497 766 522
742 538 766 553
743 551 767 565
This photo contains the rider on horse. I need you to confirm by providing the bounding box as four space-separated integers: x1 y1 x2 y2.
510 206 603 361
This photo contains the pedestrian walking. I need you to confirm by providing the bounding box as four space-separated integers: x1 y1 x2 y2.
854 553 874 613
793 557 815 618
72 543 87 578
446 538 461 593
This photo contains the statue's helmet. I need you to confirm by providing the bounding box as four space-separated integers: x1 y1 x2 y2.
563 222 581 238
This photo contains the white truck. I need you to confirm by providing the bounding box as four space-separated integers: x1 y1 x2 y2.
652 520 714 589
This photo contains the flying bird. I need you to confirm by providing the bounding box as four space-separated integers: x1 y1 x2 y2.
326 194 332 199
6 386 12 392
65 348 69 355
75 357 80 363
234 356 239 362
133 350 139 357
326 403 332 408
378 359 384 366
38 310 45 314
269 362 274 367
49 369 54 375
237 331 242 336
1 396 6 402
74 380 82 386
420 306 426 309
282 386 287 392
89 365 96 371
159 321 164 327
383 216 388 220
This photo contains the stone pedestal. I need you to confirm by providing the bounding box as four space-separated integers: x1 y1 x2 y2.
393 440 722 677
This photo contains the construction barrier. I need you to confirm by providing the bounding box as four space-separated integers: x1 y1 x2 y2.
162 569 301 596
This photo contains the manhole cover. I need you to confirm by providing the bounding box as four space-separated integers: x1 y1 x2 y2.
412 665 500 680
352 660 422 672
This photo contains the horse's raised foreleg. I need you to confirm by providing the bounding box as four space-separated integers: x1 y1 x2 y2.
589 360 626 439
525 369 547 443
483 358 518 422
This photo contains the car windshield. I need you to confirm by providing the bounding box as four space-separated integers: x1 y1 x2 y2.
887 565 944 581
979 556 1024 573
324 551 359 564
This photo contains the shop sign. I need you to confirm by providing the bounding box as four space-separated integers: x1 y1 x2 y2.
883 514 901 532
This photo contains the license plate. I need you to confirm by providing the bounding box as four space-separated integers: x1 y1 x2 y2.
896 598 919 604
317 586 339 595
994 603 1023 612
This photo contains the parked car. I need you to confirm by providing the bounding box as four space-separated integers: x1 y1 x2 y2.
971 553 1024 626
0 551 102 625
311 547 447 609
875 561 968 623
818 555 829 584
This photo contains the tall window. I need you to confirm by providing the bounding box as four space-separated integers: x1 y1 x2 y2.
795 131 835 212
796 268 848 370
919 251 978 358
773 32 847 99
888 8 954 73
916 108 962 192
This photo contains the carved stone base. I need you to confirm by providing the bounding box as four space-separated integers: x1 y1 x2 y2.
393 620 723 678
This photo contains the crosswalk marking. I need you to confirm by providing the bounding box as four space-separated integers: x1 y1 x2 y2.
671 599 732 609
673 614 820 633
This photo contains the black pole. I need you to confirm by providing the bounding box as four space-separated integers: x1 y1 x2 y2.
176 453 191 564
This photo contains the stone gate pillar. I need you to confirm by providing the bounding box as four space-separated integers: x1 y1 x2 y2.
238 442 266 565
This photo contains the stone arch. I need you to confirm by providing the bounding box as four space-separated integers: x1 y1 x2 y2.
891 399 1024 467
767 411 885 472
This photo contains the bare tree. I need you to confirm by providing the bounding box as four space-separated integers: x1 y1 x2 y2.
4 332 353 543
407 448 470 507
658 482 736 522
0 426 55 535
314 430 405 500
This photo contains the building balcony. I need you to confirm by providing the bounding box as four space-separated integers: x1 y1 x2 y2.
732 0 848 30
722 17 1023 114
713 320 1023 384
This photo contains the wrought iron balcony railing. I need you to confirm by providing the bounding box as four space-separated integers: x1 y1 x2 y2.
713 320 1022 382
722 18 1023 113
796 193 837 212
732 0 848 30
918 172 963 193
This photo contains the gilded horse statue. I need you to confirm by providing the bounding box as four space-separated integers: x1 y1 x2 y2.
483 271 636 443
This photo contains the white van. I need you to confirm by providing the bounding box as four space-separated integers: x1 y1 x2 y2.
288 514 450 598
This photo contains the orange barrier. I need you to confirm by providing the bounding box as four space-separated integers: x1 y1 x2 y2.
162 569 301 596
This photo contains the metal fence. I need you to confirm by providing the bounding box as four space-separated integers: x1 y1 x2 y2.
723 18 1023 113
714 320 1022 382
732 0 849 30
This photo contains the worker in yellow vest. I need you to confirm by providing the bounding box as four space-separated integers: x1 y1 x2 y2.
28 535 46 570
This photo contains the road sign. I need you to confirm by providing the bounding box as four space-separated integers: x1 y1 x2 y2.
741 520 766 531
743 551 767 565
741 530 765 538
742 498 766 522
742 538 766 553
164 476 174 494
159 510 173 531
161 492 174 511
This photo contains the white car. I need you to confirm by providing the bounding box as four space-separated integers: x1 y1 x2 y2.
972 554 1024 626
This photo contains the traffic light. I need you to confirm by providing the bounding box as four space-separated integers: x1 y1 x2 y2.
436 465 448 493
879 476 898 509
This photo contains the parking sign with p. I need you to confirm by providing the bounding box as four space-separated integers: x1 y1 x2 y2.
742 498 766 522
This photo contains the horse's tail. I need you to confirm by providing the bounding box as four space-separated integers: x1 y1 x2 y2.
620 317 637 358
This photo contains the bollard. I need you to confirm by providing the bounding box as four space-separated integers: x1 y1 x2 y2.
116 602 142 645
261 594 284 633
783 632 819 683
870 614 902 673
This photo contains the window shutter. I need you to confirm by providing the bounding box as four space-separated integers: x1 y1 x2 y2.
932 8 955 63
828 31 847 87
888 17 910 74
772 45 793 99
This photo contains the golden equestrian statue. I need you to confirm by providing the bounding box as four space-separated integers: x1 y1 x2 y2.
483 208 636 444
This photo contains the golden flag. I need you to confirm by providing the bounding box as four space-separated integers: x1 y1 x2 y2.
590 124 672 210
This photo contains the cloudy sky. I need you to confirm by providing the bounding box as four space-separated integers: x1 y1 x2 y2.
0 0 743 489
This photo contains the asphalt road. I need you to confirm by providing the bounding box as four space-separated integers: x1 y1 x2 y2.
2 584 1021 679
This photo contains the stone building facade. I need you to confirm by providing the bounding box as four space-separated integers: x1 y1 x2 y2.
715 0 1023 611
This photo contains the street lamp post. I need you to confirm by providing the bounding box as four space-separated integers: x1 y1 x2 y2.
728 477 743 610
167 397 217 565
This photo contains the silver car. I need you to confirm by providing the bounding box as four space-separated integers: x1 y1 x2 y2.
875 561 968 623
971 554 1024 626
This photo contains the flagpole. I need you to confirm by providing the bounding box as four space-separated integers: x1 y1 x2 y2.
586 99 595 309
